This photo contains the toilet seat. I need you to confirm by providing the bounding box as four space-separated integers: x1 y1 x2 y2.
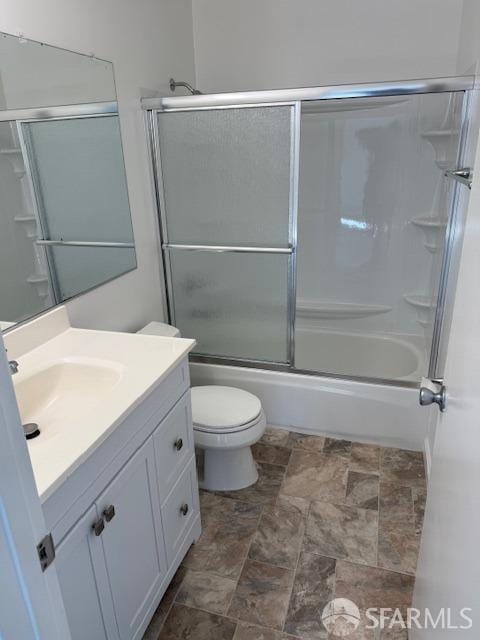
191 386 262 434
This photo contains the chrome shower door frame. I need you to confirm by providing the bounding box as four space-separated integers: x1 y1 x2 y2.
148 102 301 367
144 75 475 388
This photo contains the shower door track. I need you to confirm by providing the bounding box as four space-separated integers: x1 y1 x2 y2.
142 76 474 111
144 75 475 389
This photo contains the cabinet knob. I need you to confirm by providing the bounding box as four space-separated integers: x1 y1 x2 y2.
92 518 105 536
103 505 116 522
180 503 189 516
174 438 183 451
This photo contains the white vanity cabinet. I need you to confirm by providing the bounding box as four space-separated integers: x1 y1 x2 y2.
50 361 201 640
98 438 167 640
55 505 118 640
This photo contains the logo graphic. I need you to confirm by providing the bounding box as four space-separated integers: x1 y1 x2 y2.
322 598 361 637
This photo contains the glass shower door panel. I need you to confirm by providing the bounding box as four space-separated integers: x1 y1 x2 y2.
169 251 290 363
295 92 464 382
23 115 133 243
157 106 292 246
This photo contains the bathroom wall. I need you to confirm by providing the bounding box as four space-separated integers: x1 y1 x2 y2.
0 0 196 332
0 35 115 110
457 0 480 74
191 0 462 93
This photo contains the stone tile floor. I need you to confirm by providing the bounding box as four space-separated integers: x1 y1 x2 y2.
144 427 427 640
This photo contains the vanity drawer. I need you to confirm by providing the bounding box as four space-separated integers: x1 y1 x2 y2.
161 456 199 565
153 392 194 503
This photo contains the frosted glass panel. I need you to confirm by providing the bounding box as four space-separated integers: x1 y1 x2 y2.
24 116 133 242
169 251 289 362
158 106 292 245
51 245 136 300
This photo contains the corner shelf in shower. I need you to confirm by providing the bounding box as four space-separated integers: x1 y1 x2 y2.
404 294 437 328
421 130 460 170
296 299 392 320
27 273 50 299
0 147 25 178
411 216 447 253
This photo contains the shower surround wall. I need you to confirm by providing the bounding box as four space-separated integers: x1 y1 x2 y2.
294 93 463 379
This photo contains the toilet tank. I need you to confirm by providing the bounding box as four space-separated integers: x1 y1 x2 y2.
137 321 181 338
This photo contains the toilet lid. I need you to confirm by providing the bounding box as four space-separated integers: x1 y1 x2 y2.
191 386 262 430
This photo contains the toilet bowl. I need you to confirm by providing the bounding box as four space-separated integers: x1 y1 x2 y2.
192 385 266 491
137 322 266 491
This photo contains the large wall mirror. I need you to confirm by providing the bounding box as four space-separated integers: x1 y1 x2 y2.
0 32 136 330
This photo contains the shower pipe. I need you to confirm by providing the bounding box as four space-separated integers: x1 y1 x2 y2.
169 78 202 95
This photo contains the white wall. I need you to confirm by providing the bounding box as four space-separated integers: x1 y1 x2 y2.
192 0 463 93
0 0 195 332
457 0 480 74
0 34 115 109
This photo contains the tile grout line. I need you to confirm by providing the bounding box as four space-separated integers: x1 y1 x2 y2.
225 502 266 618
281 496 310 634
302 546 417 578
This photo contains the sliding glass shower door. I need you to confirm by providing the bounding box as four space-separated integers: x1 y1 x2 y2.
156 106 297 363
149 78 471 384
294 92 465 382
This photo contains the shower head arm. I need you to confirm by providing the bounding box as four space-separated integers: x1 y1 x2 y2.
169 78 202 95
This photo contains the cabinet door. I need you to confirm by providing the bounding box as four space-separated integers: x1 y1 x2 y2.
97 438 167 640
153 393 193 503
56 505 119 640
161 456 199 565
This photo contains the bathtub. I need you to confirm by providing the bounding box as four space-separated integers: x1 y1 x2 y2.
189 357 430 452
294 328 426 382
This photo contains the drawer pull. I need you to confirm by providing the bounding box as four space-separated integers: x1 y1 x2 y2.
180 503 189 516
92 518 105 536
103 505 116 522
174 438 183 451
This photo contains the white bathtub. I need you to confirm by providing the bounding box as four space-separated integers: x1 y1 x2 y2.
189 361 430 451
294 328 425 381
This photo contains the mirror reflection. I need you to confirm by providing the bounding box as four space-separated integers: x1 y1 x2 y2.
0 32 136 330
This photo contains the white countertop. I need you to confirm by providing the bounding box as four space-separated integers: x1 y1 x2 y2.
9 321 195 501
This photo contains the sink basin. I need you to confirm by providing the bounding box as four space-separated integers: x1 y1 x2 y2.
14 359 123 442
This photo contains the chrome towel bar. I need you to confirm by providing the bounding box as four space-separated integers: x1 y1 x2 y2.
36 240 134 248
163 243 293 254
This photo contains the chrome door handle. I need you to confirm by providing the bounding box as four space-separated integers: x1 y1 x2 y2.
419 384 447 412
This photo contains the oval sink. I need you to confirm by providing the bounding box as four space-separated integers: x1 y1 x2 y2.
14 359 123 442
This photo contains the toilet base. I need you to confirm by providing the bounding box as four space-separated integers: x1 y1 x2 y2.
199 446 259 492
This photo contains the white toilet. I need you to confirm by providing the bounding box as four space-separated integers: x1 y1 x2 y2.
137 322 266 491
